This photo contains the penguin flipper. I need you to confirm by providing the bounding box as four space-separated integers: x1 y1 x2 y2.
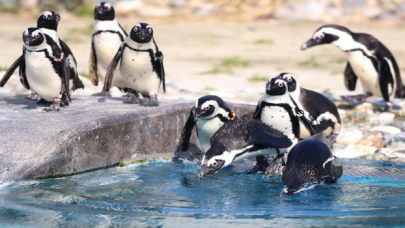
252 101 262 120
19 47 29 90
179 107 196 151
250 130 292 149
61 54 72 102
0 56 22 87
104 44 123 92
344 62 357 91
377 55 395 102
89 41 99 86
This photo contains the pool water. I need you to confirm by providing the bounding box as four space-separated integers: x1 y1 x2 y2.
1 159 405 227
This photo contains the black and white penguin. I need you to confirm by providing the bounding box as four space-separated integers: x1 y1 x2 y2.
179 95 237 152
301 24 405 111
277 72 341 143
0 11 84 103
198 118 292 179
16 28 72 111
89 2 128 96
282 133 343 194
103 23 165 106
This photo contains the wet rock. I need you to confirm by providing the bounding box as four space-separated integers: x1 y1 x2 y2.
389 121 405 131
384 134 405 150
114 0 144 13
336 128 363 145
370 126 401 135
378 148 392 157
357 152 387 161
358 134 385 148
367 112 395 123
387 149 405 163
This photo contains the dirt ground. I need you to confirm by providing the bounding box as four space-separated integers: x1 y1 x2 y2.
1 14 405 105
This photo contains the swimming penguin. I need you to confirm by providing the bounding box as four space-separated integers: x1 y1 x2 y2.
179 95 237 152
282 133 343 194
16 28 72 111
0 11 84 103
89 2 128 96
103 23 165 106
198 118 292 179
301 24 405 111
277 72 341 143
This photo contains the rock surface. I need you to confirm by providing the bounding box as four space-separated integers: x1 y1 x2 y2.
0 94 255 184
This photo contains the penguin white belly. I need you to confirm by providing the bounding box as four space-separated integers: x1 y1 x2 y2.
196 117 223 152
25 51 61 101
348 51 381 96
93 33 126 88
120 49 160 96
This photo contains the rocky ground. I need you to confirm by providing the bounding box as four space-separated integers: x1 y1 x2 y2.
1 13 405 163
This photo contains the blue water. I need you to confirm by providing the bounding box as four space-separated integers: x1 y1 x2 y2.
1 160 405 227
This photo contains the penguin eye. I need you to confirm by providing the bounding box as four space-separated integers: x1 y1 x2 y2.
134 27 139 32
287 78 292 82
205 106 210 110
35 34 39 38
278 82 283 87
212 162 217 166
148 28 152 34
43 15 48 19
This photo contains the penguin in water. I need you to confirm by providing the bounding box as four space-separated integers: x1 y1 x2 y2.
276 72 341 143
282 133 343 194
0 11 84 104
301 24 405 111
89 2 128 96
103 23 165 106
198 118 292 179
15 28 72 111
179 95 237 153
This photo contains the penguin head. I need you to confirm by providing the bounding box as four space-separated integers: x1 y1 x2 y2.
94 2 115 21
193 95 226 121
301 24 352 50
22 28 45 47
277 72 299 93
37 11 61 31
266 78 288 96
130 23 154 43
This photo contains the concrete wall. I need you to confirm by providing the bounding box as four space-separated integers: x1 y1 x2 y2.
0 95 255 184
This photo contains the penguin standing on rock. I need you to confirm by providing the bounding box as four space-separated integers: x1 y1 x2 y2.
301 24 405 111
14 28 72 111
104 23 165 106
0 11 84 104
89 2 128 96
276 72 341 144
179 95 237 153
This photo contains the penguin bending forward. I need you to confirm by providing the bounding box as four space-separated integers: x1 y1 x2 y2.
198 118 292 179
301 24 405 111
282 133 343 194
104 23 165 106
277 72 341 143
179 95 237 153
90 2 128 96
16 28 72 111
0 11 84 103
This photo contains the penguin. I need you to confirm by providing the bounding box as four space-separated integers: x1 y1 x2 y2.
0 11 84 104
282 133 343 194
89 2 128 96
198 118 292 179
301 24 405 111
17 28 72 111
248 78 301 175
276 72 341 143
103 23 165 106
179 95 237 153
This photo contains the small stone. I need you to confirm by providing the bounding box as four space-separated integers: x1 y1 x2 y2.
367 112 395 123
389 121 405 131
378 148 392 157
384 135 405 150
354 144 376 155
333 144 364 158
336 128 363 145
357 152 387 161
370 126 401 135
358 134 385 148
388 149 405 163
381 132 405 142
354 102 373 114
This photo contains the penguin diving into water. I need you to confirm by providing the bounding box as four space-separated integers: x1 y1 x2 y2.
198 118 292 179
0 11 84 104
282 133 343 194
103 23 165 106
89 2 128 96
179 95 237 153
13 28 72 111
301 24 405 111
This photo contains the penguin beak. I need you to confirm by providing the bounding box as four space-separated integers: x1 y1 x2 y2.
55 14 61 22
98 7 104 15
24 37 30 45
301 38 317 50
198 160 225 179
194 107 202 121
139 30 146 40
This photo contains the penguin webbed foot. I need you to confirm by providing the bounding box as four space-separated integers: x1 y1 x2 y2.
247 156 270 175
92 90 111 97
60 93 70 107
384 101 393 112
26 92 41 102
340 92 372 103
123 89 140 104
140 96 159 107
43 97 61 112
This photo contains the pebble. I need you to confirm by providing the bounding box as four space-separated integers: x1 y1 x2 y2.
387 149 405 163
384 136 405 150
358 134 385 148
333 144 365 158
369 126 401 135
357 153 387 161
336 128 363 145
367 112 396 123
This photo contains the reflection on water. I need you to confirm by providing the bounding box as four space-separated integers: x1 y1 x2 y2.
1 160 405 227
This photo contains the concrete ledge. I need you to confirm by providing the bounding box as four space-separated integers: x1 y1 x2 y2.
0 94 255 184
